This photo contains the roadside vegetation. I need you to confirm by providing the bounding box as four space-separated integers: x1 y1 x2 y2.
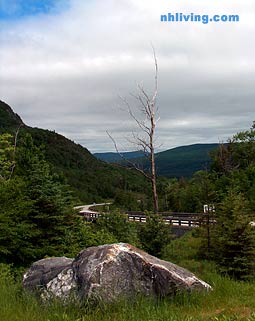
1 237 255 321
0 113 255 320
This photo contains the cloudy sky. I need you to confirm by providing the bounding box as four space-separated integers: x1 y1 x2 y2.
0 0 254 152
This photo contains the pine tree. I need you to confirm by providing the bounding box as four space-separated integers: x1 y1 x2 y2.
0 133 15 181
0 133 86 266
211 192 255 280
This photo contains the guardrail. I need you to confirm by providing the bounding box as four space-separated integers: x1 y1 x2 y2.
79 210 215 229
126 212 203 227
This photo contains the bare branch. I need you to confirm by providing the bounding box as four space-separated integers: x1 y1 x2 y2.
135 135 151 150
121 97 151 135
126 132 151 161
151 45 158 104
8 124 23 181
106 130 151 180
138 84 151 104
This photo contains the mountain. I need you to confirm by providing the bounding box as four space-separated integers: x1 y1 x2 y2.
95 143 219 178
0 100 24 132
154 144 219 178
0 100 148 202
94 151 144 163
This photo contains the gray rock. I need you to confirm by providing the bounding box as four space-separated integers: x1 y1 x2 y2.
23 257 73 291
73 243 211 302
23 243 211 303
41 267 77 301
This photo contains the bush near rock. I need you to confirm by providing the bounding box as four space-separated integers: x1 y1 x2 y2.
23 243 211 302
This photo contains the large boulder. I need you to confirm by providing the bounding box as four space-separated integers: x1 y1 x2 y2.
23 243 211 302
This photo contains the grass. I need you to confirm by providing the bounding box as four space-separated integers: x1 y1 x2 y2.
1 272 255 321
1 264 255 321
1 233 255 321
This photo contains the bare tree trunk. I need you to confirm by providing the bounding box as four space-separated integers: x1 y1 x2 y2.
149 105 158 213
107 49 160 213
8 124 23 180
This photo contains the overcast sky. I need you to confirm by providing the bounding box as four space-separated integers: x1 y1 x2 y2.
0 0 254 152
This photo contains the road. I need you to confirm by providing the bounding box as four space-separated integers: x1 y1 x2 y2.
74 203 111 214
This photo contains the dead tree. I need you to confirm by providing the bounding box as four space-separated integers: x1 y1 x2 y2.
0 124 22 181
107 50 159 213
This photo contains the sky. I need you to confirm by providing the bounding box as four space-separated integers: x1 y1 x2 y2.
0 0 254 152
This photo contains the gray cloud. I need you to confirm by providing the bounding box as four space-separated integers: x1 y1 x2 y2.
0 0 255 152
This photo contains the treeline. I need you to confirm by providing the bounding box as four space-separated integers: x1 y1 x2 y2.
1 123 255 281
158 123 255 280
0 133 80 266
0 132 171 267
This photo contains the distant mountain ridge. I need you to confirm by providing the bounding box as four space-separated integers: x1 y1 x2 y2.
154 143 219 177
94 151 144 163
94 143 219 178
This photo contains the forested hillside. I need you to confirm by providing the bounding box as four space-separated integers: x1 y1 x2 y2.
154 143 219 177
0 101 24 132
0 100 149 202
95 144 220 178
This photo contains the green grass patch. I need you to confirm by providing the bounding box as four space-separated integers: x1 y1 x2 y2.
0 262 255 321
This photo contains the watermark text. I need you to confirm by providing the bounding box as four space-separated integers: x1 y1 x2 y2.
161 13 240 24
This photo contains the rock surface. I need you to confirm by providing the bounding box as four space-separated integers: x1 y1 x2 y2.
23 257 73 291
23 243 211 302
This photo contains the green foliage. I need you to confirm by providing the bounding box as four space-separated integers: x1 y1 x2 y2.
0 178 36 265
2 100 255 286
210 123 255 179
138 213 173 257
125 143 219 179
152 143 218 178
1 133 148 266
0 100 23 133
22 126 150 203
0 132 149 267
94 211 140 246
201 124 255 280
23 159 78 259
210 192 255 280
113 190 149 211
161 122 255 280
162 232 201 264
231 122 255 169
0 133 15 180
62 218 118 258
0 133 110 266
0 101 150 203
95 144 219 179
163 171 215 213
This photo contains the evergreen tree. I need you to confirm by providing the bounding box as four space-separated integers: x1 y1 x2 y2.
210 192 255 280
0 133 87 265
0 178 36 265
0 133 15 181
